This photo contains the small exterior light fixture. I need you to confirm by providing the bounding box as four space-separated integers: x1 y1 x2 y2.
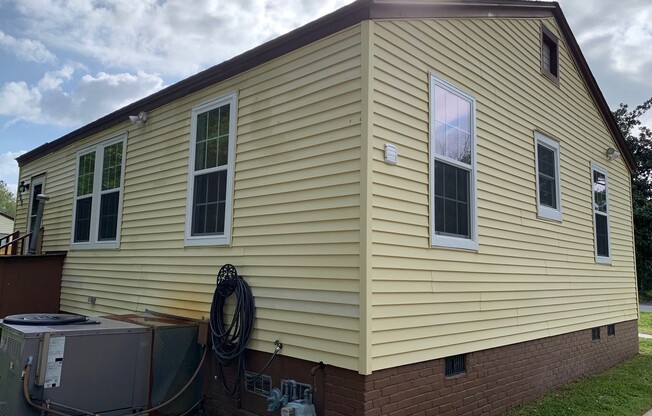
606 147 621 160
18 180 30 194
129 111 148 127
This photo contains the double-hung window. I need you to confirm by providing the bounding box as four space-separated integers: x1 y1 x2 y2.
430 74 477 250
72 135 126 249
591 163 610 264
185 92 237 246
534 132 562 221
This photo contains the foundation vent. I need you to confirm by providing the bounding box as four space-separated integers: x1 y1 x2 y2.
445 354 466 377
245 372 272 397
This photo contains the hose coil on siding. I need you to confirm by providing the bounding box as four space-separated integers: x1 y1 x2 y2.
210 264 256 394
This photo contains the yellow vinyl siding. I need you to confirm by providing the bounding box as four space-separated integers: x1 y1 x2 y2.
15 13 637 377
369 18 636 371
17 25 363 371
0 216 13 235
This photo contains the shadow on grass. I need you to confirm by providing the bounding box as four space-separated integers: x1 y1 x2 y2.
505 338 652 416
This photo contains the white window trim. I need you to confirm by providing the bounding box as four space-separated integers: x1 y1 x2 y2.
70 134 127 250
591 162 611 265
534 131 562 222
185 92 237 247
429 73 478 251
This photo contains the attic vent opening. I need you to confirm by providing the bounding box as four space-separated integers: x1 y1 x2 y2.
541 25 559 83
445 354 466 377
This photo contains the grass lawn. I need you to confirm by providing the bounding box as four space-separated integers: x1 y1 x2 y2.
639 311 652 335
505 323 652 416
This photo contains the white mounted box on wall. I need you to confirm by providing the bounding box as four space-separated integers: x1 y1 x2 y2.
384 143 398 164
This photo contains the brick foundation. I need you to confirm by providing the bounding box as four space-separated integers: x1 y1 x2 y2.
202 320 638 415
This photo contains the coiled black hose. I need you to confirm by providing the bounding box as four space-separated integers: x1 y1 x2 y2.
210 264 256 395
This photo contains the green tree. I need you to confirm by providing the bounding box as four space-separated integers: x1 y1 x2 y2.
0 180 16 218
614 97 652 293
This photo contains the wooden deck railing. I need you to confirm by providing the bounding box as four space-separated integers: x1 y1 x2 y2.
0 231 20 255
0 228 43 255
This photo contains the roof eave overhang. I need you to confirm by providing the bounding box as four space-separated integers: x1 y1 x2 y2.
16 0 373 166
17 0 634 174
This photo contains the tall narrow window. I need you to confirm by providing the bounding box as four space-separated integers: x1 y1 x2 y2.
541 25 559 83
72 135 126 249
534 132 562 221
186 92 237 246
592 163 610 263
430 74 477 250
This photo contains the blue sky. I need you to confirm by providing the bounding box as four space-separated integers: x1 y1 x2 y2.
1 0 651 194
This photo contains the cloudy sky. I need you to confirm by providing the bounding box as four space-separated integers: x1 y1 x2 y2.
0 0 651 194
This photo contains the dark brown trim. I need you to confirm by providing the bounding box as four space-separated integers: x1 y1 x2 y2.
0 212 13 221
540 24 560 85
17 0 635 174
370 1 555 19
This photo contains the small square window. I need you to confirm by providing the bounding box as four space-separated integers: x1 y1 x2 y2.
541 25 559 84
591 327 601 341
445 354 466 377
607 324 615 336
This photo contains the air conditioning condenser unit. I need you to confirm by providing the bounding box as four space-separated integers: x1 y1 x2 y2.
0 314 151 416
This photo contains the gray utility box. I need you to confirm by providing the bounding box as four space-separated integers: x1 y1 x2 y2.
107 313 202 415
0 316 151 416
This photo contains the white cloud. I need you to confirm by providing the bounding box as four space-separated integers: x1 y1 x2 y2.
0 67 164 127
0 30 57 64
557 0 652 108
38 66 74 91
0 0 352 129
11 0 353 77
573 9 652 80
0 150 26 194
0 81 41 120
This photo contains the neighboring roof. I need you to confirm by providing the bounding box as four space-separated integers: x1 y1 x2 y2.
0 212 14 222
16 0 636 173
